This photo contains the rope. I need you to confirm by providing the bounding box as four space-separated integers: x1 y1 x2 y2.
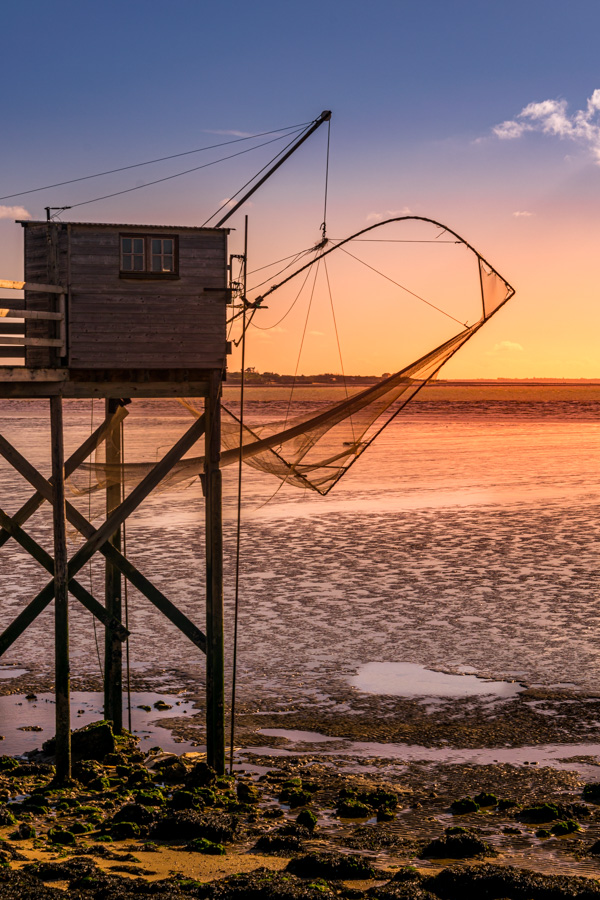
337 245 467 327
323 257 356 442
283 259 321 430
121 416 132 733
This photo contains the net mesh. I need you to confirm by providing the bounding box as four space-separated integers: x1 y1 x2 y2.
69 218 514 499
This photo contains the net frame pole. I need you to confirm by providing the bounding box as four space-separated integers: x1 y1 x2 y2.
50 396 71 782
104 397 123 733
205 369 225 774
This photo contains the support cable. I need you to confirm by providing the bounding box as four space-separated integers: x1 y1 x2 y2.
54 130 305 215
202 127 312 227
229 217 249 774
0 123 309 202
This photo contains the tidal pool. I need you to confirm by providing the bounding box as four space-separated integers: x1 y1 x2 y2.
350 661 525 699
0 692 200 756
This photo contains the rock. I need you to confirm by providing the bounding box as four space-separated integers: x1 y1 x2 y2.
185 761 216 788
425 863 600 899
337 798 372 818
237 781 260 804
151 811 238 843
450 797 480 814
296 809 317 832
112 803 154 826
473 791 498 807
48 829 76 845
583 783 600 803
44 720 115 762
551 820 581 836
286 851 381 880
517 803 560 823
420 833 495 859
185 837 226 855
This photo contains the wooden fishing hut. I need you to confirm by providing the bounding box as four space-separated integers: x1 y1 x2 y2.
0 219 230 779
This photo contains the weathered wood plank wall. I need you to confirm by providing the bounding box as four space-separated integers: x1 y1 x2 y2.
23 223 228 370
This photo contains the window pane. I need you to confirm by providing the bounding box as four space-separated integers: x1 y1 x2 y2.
122 256 132 271
163 255 173 271
163 239 173 253
151 239 162 254
133 255 144 271
152 256 161 272
133 238 144 254
122 238 132 253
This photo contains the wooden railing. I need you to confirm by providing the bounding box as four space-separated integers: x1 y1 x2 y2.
0 280 66 362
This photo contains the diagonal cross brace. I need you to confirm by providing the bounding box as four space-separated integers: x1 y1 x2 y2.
0 507 129 641
0 415 207 656
0 404 128 551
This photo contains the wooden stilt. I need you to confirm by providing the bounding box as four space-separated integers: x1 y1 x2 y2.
205 371 225 774
104 398 123 733
50 396 71 782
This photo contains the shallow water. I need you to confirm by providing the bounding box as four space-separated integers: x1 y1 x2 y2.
349 662 525 698
254 727 600 780
0 393 600 716
0 691 199 756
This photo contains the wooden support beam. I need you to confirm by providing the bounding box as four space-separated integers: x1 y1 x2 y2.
0 279 65 294
0 508 128 640
205 371 225 775
0 418 208 656
104 398 123 733
0 403 128 550
50 397 71 782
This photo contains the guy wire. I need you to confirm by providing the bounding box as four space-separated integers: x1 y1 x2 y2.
229 216 248 774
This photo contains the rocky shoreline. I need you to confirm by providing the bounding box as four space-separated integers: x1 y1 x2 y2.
2 717 600 898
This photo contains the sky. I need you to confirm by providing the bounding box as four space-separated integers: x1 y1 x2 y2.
1 0 600 377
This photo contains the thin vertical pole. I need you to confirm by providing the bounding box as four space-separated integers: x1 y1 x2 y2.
104 398 122 733
50 396 70 781
229 216 248 774
205 370 225 774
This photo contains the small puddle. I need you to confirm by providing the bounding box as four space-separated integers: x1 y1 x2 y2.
0 666 28 680
350 662 525 699
0 692 202 756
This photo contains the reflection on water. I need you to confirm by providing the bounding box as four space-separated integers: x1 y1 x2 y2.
350 662 525 698
0 692 199 756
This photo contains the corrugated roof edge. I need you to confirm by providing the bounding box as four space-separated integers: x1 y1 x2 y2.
17 221 229 233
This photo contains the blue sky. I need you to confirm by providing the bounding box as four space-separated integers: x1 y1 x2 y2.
2 1 600 376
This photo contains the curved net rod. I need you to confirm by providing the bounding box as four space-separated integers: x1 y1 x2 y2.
70 217 515 498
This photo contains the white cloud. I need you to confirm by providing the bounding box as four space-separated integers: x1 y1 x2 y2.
204 129 254 138
491 341 524 353
492 90 600 163
512 210 534 217
0 205 31 220
366 206 412 223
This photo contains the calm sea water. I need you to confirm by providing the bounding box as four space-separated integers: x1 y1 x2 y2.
0 389 599 706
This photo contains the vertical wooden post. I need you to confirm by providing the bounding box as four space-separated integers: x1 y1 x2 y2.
205 371 225 774
50 396 71 781
104 399 123 733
